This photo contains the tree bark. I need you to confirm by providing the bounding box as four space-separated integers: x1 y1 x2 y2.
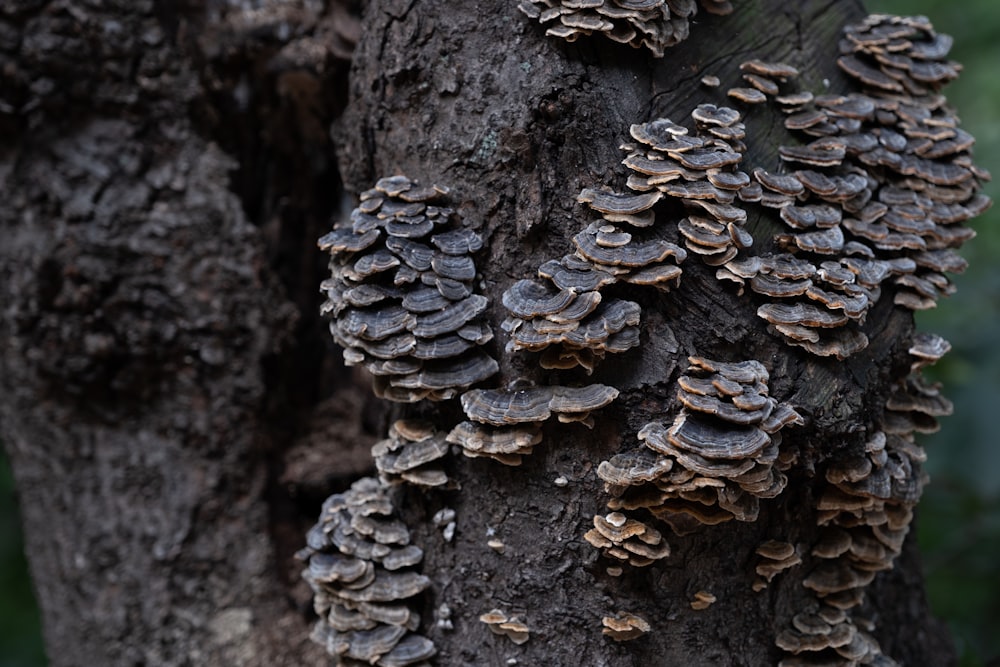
0 1 963 666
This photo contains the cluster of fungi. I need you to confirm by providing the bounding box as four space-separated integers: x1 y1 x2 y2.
597 357 803 539
516 0 734 57
301 8 991 666
299 478 435 666
319 175 497 403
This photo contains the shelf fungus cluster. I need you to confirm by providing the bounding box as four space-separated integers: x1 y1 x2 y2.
712 17 990 359
319 175 498 402
517 0 734 58
618 107 755 268
373 420 450 488
601 612 651 641
753 540 801 592
478 609 530 645
448 384 618 465
776 605 889 667
584 511 671 567
776 425 928 667
299 478 435 666
779 333 949 666
594 357 802 542
503 180 692 372
502 276 646 374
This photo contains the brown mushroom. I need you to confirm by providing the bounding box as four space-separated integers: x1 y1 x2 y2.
601 612 651 641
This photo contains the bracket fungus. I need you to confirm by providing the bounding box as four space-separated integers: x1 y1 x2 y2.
618 107 757 268
776 611 886 667
320 175 498 401
689 590 717 611
595 357 802 537
373 420 450 488
448 384 619 465
460 384 619 428
502 278 644 373
446 420 544 466
701 25 990 361
517 0 734 58
753 540 802 592
299 478 435 666
299 9 989 665
478 609 530 645
777 370 936 665
583 512 671 567
601 612 651 641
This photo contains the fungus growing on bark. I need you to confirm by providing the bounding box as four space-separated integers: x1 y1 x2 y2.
460 384 619 431
778 361 937 666
700 14 991 362
320 175 498 401
517 0 735 57
503 288 644 373
479 609 530 645
373 420 450 488
908 331 951 372
584 512 671 567
689 590 717 610
299 477 435 666
617 107 754 266
601 612 651 641
446 420 543 467
298 8 989 665
753 540 802 591
593 357 802 539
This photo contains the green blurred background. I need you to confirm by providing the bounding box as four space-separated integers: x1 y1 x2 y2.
1 2 997 665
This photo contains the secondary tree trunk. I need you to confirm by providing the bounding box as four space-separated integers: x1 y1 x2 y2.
0 1 966 666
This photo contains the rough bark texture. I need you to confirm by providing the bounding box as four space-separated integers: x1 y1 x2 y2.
0 1 959 666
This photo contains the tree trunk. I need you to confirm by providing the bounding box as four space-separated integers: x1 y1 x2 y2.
0 0 972 665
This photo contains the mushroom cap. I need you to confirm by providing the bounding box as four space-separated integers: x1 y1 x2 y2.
549 384 620 413
598 450 674 486
378 634 437 667
677 391 774 425
740 59 800 79
309 552 374 585
450 428 537 461
687 356 769 384
744 72 780 96
375 435 449 476
574 227 686 268
754 168 806 196
592 513 652 542
385 237 434 271
690 590 717 610
775 620 856 654
781 204 843 229
691 104 742 127
756 540 796 561
320 227 382 254
388 352 498 391
503 279 578 318
538 257 619 292
337 571 432 603
802 560 876 595
727 87 768 104
757 302 850 328
410 294 488 338
460 387 554 425
578 188 664 216
643 416 771 461
601 612 650 641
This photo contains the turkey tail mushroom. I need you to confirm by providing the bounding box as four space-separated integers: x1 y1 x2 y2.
320 175 498 402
